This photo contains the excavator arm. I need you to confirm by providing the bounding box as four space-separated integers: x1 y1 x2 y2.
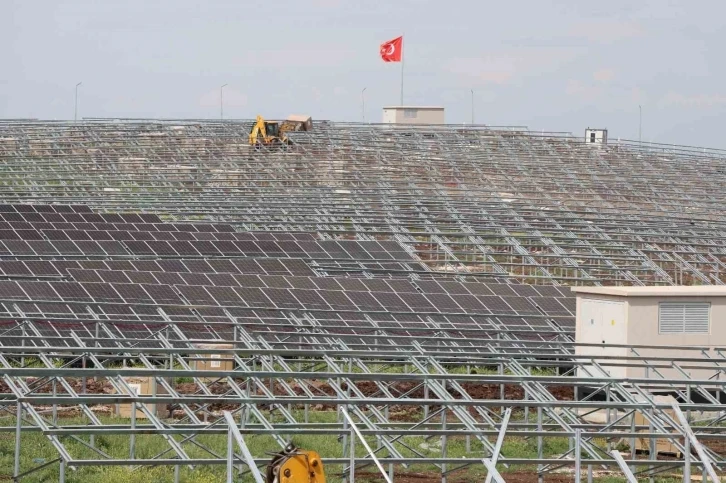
249 115 268 146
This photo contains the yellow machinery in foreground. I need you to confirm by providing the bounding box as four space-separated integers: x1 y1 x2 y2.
249 115 313 149
265 443 326 483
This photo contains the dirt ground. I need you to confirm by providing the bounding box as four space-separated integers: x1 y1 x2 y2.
354 470 574 483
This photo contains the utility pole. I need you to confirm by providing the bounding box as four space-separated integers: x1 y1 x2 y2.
220 84 228 120
74 82 82 122
639 105 642 145
471 89 474 124
361 87 367 123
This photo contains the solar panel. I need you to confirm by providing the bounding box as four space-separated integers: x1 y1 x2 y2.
397 292 436 311
477 295 515 314
206 273 237 287
124 241 155 255
205 286 243 305
68 269 103 283
97 241 128 255
335 278 368 291
82 283 123 302
180 273 212 286
24 261 60 276
318 290 356 310
192 240 222 255
97 270 132 284
74 241 107 255
286 276 318 289
142 284 181 304
0 261 32 276
532 285 563 298
256 259 289 274
530 296 570 316
426 293 462 312
501 296 539 315
460 282 495 296
113 283 154 303
131 260 162 272
292 289 330 310
153 272 184 286
261 288 301 309
313 278 343 291
49 282 90 301
233 287 269 306
126 271 159 284
345 291 384 311
18 281 60 300
449 294 487 312
183 260 214 273
485 284 518 297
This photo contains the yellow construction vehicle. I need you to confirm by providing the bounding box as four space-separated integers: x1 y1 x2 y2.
249 115 312 149
265 443 325 483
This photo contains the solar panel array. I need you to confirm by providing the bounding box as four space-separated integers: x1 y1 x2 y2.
1 119 725 286
2 120 725 481
0 203 574 349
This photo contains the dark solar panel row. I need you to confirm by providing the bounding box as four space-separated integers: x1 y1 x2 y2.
0 231 413 263
0 277 573 323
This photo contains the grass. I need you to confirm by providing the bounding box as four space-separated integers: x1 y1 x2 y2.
0 408 691 482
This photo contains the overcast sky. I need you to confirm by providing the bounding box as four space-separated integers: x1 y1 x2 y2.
2 0 724 147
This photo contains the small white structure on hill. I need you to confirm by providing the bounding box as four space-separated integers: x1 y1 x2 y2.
572 286 726 382
383 106 445 125
585 128 608 145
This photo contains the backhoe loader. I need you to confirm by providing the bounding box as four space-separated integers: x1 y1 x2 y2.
265 443 325 483
248 115 312 149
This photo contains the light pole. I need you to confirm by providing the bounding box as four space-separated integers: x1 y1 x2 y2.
220 84 228 120
361 87 367 123
471 89 474 124
74 82 82 122
638 105 642 145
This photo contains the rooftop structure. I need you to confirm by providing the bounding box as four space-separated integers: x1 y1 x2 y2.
383 105 445 124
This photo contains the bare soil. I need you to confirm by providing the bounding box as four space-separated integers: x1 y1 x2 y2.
2 377 576 416
354 470 575 483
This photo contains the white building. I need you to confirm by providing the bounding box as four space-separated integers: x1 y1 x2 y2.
585 128 608 145
572 286 726 382
383 106 445 125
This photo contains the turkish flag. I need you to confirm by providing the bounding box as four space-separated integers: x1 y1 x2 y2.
380 36 403 62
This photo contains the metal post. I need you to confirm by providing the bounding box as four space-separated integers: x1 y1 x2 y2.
630 410 636 474
74 82 82 121
400 35 404 105
684 435 691 483
349 426 355 483
13 403 21 479
611 450 638 483
441 407 447 483
220 84 228 120
648 408 658 483
340 407 392 483
59 459 65 483
361 87 367 122
130 401 136 461
537 407 543 483
485 408 512 483
575 428 582 483
471 89 474 124
638 105 642 145
227 428 234 483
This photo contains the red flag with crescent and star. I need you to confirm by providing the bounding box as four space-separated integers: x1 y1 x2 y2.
380 36 403 62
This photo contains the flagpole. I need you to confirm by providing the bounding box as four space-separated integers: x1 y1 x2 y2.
400 34 404 105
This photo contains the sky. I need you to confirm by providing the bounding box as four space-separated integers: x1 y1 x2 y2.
1 0 724 148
